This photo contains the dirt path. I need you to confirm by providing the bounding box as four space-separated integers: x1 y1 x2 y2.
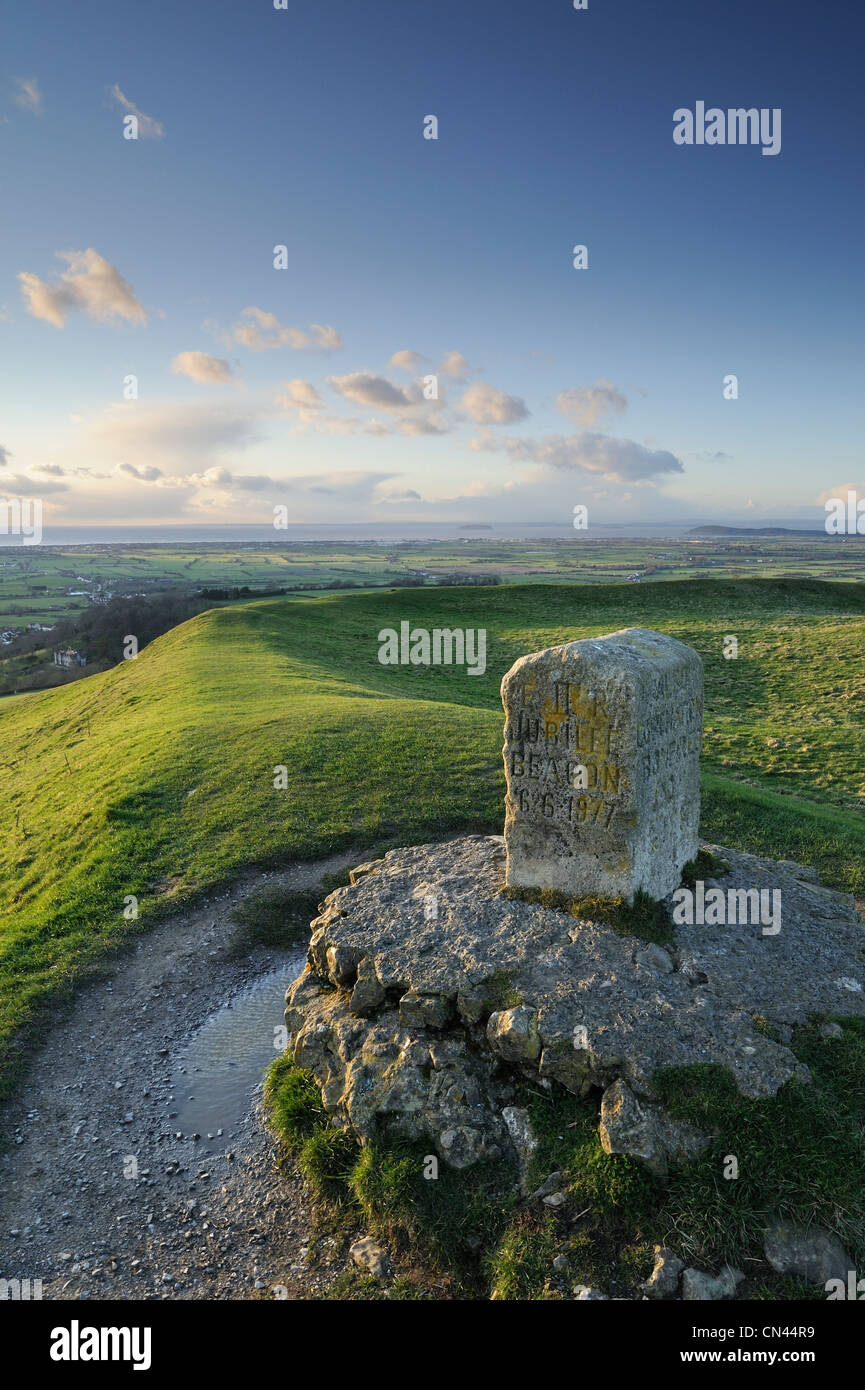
0 856 360 1300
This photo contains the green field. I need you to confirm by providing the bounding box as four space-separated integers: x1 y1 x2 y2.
1 576 864 1099
3 533 865 632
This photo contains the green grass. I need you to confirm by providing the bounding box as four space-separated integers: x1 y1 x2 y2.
263 1056 518 1296
226 871 350 958
501 884 674 945
226 887 322 958
653 1016 865 1270
1 575 864 1100
479 969 524 1011
680 847 730 887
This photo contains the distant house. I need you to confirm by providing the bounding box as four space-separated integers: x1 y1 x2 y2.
627 573 642 582
53 648 87 669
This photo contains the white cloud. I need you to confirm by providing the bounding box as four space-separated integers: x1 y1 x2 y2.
12 77 42 114
117 461 164 482
110 85 165 139
171 351 235 385
313 415 392 437
816 482 863 504
227 307 341 353
390 349 426 371
461 381 528 425
373 492 426 510
438 350 474 382
275 378 323 421
556 380 627 428
18 249 146 328
473 429 684 483
328 372 412 410
187 467 273 491
1 472 67 494
395 413 449 436
88 400 263 470
273 469 400 501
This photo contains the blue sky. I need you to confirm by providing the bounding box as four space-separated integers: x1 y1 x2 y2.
2 0 862 526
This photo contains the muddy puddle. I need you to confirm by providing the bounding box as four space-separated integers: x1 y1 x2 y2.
171 955 303 1151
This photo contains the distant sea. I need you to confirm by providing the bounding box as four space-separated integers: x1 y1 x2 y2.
0 520 827 548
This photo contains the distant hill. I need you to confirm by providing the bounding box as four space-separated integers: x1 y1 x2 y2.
686 525 828 537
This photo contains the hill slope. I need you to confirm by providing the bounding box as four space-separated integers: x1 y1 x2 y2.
1 577 864 1096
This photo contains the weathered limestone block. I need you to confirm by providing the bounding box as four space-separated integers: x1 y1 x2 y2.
281 836 865 1176
487 1005 541 1062
501 1105 538 1195
599 1077 711 1178
501 627 703 901
283 969 509 1168
399 990 453 1030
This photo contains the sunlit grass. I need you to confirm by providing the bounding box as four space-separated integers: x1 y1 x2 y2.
1 577 864 1097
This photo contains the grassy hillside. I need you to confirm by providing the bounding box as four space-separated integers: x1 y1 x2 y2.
1 577 863 1098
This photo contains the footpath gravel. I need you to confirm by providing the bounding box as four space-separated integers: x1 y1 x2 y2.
0 856 359 1300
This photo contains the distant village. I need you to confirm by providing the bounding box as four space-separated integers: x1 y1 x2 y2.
0 560 156 691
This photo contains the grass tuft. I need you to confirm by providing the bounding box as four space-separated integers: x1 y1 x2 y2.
502 883 673 945
227 886 320 957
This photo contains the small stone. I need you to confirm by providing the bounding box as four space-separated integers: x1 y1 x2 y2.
438 1126 485 1169
487 1006 541 1063
326 942 362 988
501 1106 538 1195
349 1237 392 1280
542 1191 566 1208
634 944 674 974
642 1245 683 1299
552 1254 570 1272
682 1266 744 1301
399 990 452 1031
530 1171 563 1201
599 1077 708 1178
763 1219 850 1286
573 1284 608 1300
819 1022 843 1040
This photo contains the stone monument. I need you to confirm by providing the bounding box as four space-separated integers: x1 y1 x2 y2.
282 623 864 1201
501 627 703 901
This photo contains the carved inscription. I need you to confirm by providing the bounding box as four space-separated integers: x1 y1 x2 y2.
505 680 621 832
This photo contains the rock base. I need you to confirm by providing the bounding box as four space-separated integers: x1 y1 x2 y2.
283 836 864 1174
